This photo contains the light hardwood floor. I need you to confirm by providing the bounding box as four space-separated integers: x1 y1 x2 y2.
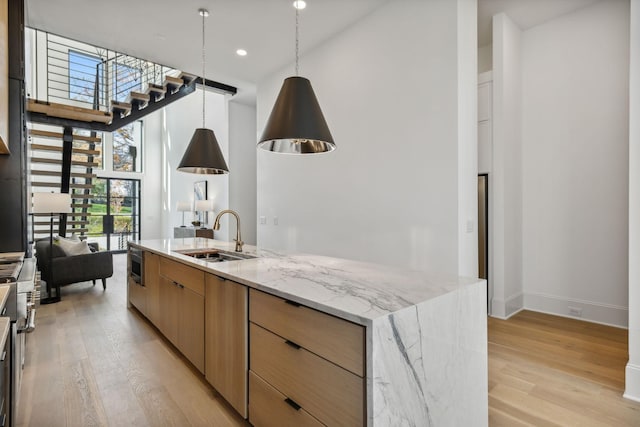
489 311 640 426
16 254 247 427
15 254 640 426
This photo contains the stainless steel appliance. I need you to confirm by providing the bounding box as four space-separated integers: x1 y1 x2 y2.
0 252 38 427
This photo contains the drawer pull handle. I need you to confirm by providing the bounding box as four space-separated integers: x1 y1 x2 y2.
0 351 5 362
284 300 301 307
285 340 301 350
284 398 301 411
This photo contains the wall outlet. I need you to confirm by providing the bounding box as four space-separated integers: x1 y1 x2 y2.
568 306 583 317
259 216 266 225
273 216 279 226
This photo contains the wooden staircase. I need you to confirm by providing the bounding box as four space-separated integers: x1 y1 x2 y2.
29 125 100 240
26 72 198 132
26 71 200 240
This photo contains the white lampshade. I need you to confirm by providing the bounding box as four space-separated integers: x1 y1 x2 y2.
176 201 191 212
32 192 72 214
195 199 213 212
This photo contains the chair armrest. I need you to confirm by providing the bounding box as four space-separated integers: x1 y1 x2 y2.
51 251 113 286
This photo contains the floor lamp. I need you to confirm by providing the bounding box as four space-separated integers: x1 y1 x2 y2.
33 192 72 304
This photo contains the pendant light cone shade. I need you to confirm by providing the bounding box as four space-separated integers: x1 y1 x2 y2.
177 8 229 175
258 76 335 154
177 128 229 174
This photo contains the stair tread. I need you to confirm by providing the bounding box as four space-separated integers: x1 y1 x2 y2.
29 129 102 143
31 170 97 179
33 212 92 217
147 83 167 94
30 157 99 167
30 143 100 156
27 99 113 124
164 76 184 87
178 72 198 84
31 182 94 189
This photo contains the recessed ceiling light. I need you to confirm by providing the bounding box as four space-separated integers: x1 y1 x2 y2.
293 0 306 10
236 49 247 57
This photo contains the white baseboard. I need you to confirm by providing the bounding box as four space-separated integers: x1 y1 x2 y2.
490 293 523 319
624 363 640 402
524 292 628 328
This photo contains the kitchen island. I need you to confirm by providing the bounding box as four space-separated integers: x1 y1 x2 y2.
128 238 487 426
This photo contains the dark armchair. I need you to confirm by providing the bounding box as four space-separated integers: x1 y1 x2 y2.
35 239 113 291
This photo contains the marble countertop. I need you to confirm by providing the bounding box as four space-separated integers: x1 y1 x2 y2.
131 238 483 326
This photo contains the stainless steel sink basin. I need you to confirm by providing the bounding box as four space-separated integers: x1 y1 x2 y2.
174 248 257 263
205 251 257 263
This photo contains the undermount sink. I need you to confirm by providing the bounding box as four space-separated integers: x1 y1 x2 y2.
204 251 257 263
175 248 257 263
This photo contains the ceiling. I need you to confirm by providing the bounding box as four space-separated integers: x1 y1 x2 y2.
25 0 603 103
24 0 389 104
478 0 601 47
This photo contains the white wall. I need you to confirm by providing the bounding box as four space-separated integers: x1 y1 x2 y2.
256 0 477 275
478 44 493 73
625 0 640 402
140 110 163 239
521 0 630 327
159 87 230 240
229 101 257 245
458 0 479 277
491 13 523 318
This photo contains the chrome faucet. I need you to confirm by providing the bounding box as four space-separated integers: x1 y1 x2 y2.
213 209 244 252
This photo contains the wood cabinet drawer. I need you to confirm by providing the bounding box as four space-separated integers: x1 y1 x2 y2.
250 323 364 426
249 371 323 427
249 289 364 376
159 257 204 295
128 276 147 315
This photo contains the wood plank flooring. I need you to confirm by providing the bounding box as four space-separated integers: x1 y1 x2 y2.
16 254 640 426
489 311 640 426
16 254 248 427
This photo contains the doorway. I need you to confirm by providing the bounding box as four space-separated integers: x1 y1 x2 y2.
478 174 489 306
88 178 141 253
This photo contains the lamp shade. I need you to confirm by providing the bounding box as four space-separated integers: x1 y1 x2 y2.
176 201 192 212
177 128 229 174
258 76 335 154
195 199 213 212
32 192 72 214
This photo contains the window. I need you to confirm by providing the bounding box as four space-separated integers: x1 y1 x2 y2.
114 62 142 102
113 121 143 172
68 50 102 104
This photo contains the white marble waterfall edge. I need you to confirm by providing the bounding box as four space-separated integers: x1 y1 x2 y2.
370 284 488 426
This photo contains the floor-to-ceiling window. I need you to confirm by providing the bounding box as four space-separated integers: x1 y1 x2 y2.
88 178 140 252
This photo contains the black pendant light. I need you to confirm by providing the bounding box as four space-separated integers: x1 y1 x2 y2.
257 2 335 154
178 9 229 174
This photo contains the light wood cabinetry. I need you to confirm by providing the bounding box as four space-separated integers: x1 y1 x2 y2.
248 371 323 427
144 251 160 325
129 248 368 425
204 274 247 417
127 276 146 315
249 289 365 426
158 275 180 345
157 257 205 373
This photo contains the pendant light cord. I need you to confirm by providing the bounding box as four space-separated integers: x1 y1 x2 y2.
295 6 299 76
202 10 206 128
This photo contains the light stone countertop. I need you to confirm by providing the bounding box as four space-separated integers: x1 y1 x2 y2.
130 238 483 326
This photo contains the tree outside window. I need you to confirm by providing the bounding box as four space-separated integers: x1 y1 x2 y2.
113 121 142 172
68 50 104 105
